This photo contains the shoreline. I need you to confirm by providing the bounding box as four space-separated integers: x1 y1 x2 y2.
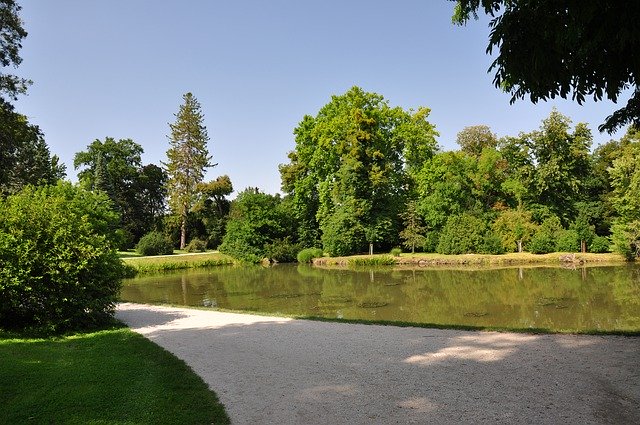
313 252 628 267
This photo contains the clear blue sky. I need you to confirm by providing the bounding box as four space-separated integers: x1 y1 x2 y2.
14 1 628 195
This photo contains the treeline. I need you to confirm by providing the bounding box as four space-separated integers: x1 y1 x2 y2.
229 87 640 261
5 85 640 264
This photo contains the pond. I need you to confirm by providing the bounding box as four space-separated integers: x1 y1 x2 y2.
120 264 640 333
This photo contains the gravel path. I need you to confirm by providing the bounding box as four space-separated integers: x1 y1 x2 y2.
116 303 639 424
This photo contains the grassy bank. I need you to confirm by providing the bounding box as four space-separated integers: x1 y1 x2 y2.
123 251 235 274
0 327 229 424
313 252 628 267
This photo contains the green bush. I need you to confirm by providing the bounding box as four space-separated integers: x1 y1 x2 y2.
555 229 580 252
437 214 485 255
479 231 505 254
528 216 562 254
136 231 174 256
185 238 207 253
264 238 302 263
0 183 125 333
610 221 640 260
296 247 324 263
390 247 402 257
589 235 611 253
528 232 556 254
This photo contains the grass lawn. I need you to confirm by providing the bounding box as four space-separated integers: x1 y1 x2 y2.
0 326 229 425
122 251 234 273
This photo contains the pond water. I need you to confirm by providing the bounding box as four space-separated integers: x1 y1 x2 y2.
120 264 640 332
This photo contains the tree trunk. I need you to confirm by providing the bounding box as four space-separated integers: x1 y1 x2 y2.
369 243 373 255
180 213 187 250
517 240 522 253
581 239 586 253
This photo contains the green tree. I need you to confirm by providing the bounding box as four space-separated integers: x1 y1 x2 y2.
492 209 536 253
0 182 125 332
399 200 427 253
195 174 233 248
608 131 640 224
74 138 166 245
219 189 294 262
0 0 30 102
165 93 213 249
456 125 498 157
452 0 640 133
436 214 486 255
280 87 438 254
0 104 65 194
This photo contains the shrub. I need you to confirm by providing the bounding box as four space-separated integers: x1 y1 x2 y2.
185 238 207 253
555 229 580 252
479 231 505 254
437 214 485 254
610 221 640 260
136 231 174 256
390 247 402 257
528 216 562 254
264 238 302 263
0 183 125 333
528 232 556 254
297 247 324 263
589 235 611 253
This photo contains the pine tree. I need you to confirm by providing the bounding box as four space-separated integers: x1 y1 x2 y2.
399 200 427 254
165 93 213 249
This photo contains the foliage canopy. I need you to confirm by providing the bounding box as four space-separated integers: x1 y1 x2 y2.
0 183 125 332
452 0 640 133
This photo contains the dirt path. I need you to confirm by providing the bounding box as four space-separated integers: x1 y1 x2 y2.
116 303 639 424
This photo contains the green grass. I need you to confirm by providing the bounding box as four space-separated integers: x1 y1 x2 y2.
314 252 628 268
0 326 229 425
123 252 235 274
347 255 396 266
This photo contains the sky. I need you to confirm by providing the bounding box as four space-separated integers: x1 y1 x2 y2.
13 1 629 196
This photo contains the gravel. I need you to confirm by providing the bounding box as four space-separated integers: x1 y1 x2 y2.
116 303 640 424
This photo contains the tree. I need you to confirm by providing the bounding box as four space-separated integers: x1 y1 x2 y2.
452 1 640 133
0 0 30 103
280 87 438 254
436 214 486 255
399 200 427 253
165 93 213 249
195 174 233 248
492 209 536 253
0 103 65 194
218 189 294 262
456 125 498 157
74 137 166 245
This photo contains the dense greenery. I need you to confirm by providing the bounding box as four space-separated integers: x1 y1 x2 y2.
136 231 174 256
452 0 640 134
280 86 438 254
0 328 229 424
0 0 29 102
0 183 125 332
219 189 297 262
74 137 167 246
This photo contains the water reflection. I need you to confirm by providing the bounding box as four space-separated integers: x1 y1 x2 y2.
120 264 640 332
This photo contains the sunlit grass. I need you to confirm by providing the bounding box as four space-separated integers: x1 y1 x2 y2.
123 251 235 273
0 327 229 424
314 252 627 267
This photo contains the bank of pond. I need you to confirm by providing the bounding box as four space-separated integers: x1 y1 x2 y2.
121 262 640 335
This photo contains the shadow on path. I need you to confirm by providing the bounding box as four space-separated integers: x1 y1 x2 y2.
117 303 640 425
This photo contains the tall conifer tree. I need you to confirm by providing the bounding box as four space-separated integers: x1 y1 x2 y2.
165 92 212 249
